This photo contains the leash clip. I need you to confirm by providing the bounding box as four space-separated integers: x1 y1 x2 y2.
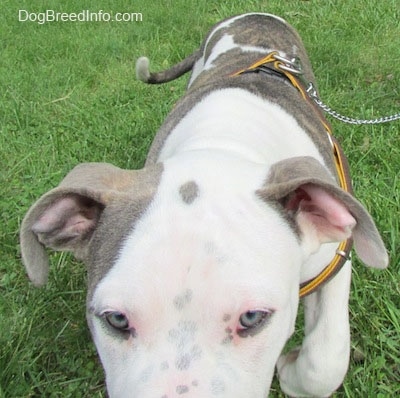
274 54 311 91
273 54 303 75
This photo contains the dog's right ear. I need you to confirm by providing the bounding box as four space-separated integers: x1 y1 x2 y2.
256 156 388 269
20 162 162 287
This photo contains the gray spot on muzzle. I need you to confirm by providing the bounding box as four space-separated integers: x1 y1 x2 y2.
173 289 193 311
176 385 190 394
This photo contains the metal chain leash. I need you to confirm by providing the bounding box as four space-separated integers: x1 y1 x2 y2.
306 83 400 125
276 54 400 125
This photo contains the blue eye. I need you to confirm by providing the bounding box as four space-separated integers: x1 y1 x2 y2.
238 310 273 337
104 311 130 331
239 311 267 328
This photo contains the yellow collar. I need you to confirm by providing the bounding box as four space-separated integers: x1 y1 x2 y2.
231 52 353 298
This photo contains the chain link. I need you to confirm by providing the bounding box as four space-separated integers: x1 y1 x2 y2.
275 54 400 125
306 83 400 125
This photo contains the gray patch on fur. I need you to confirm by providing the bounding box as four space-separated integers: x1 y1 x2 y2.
175 353 192 371
175 344 202 371
179 181 199 205
221 326 234 345
168 320 198 349
176 385 189 394
173 289 193 310
169 321 202 372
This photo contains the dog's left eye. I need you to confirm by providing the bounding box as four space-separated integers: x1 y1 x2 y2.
104 311 130 331
237 310 273 336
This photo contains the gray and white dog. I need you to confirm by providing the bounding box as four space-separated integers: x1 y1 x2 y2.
21 13 388 397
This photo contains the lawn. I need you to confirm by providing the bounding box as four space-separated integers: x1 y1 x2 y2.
1 0 399 396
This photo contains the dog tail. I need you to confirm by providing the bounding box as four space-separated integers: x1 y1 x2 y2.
136 50 200 84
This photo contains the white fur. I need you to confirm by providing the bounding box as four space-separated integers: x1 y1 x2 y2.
158 88 326 167
277 261 352 397
136 56 151 82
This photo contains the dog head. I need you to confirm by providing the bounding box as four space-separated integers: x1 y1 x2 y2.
20 156 387 397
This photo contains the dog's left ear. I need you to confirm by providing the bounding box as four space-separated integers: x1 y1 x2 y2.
256 156 388 268
20 162 162 286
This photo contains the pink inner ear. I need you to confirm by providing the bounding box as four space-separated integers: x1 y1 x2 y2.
32 195 99 239
294 184 356 243
33 197 81 232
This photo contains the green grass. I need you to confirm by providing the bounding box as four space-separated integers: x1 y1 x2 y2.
1 0 399 396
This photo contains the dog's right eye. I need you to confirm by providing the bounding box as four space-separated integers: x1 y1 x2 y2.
104 311 130 331
237 309 274 337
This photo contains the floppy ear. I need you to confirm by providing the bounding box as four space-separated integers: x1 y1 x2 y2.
20 162 162 287
256 156 388 269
